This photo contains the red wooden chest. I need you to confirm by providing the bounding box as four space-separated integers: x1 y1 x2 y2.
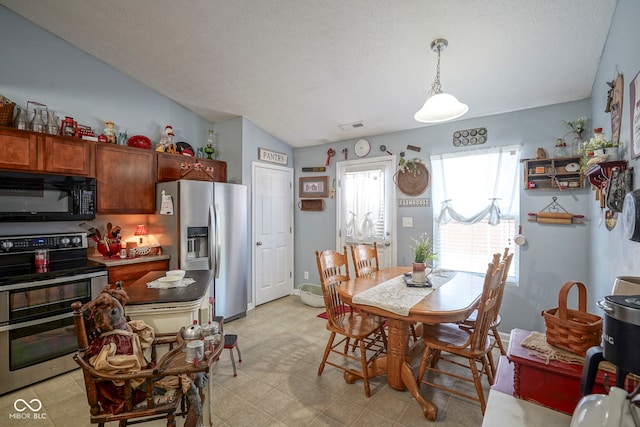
507 328 611 415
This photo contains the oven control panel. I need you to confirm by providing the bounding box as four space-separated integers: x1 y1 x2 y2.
0 233 87 253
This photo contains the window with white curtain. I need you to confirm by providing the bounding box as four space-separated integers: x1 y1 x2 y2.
430 145 520 279
342 167 385 242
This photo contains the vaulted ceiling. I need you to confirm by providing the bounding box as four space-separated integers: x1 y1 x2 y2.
0 0 617 147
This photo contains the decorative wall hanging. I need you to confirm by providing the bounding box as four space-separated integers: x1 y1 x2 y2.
398 198 431 207
301 166 326 172
299 176 328 198
608 73 624 147
258 147 288 165
394 160 430 196
453 127 487 147
630 70 640 159
298 199 324 211
527 197 584 225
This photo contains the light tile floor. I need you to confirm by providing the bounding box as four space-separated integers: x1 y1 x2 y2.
0 296 498 426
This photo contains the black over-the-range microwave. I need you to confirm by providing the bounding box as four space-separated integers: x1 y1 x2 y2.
0 171 96 221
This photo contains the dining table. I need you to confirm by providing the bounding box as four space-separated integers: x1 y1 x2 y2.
337 266 486 420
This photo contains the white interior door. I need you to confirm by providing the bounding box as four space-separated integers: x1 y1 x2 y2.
336 156 397 270
252 162 294 306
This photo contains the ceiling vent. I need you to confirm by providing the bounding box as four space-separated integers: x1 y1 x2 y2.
338 121 364 131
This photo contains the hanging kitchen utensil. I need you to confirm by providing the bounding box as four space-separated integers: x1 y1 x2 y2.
513 225 527 246
380 145 392 155
325 148 335 167
527 197 585 224
342 148 348 160
605 210 618 231
606 166 633 213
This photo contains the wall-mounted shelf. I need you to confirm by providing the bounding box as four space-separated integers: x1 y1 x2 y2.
584 160 627 189
523 156 584 191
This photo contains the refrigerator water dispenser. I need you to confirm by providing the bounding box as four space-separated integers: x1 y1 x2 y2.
187 226 208 260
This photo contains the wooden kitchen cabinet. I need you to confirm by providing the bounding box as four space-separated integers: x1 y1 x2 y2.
523 156 584 190
0 127 39 171
43 135 92 176
95 143 156 213
105 258 170 287
0 127 91 175
157 152 227 182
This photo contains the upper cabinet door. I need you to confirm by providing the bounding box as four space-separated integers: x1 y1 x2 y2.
44 135 92 176
96 144 156 214
0 128 39 171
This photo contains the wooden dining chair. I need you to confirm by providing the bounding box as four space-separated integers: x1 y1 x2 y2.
459 247 513 376
414 252 510 414
350 242 380 278
315 247 387 397
72 302 185 427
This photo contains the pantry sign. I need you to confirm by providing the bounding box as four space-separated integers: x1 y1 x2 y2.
258 148 288 165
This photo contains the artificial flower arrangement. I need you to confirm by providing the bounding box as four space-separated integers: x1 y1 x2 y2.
410 233 437 264
398 156 424 176
565 117 587 139
582 128 617 155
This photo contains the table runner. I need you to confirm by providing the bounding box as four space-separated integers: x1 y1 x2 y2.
353 270 456 316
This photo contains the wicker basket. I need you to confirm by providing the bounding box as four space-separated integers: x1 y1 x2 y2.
542 280 602 356
0 102 15 127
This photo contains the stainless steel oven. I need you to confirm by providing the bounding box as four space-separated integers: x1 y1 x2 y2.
0 233 107 395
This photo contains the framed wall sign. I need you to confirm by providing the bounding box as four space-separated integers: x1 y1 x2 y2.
299 176 328 198
258 147 288 165
630 70 640 159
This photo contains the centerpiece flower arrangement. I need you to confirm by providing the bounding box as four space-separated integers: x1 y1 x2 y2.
410 233 437 283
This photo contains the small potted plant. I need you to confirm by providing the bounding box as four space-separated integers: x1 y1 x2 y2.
410 233 437 283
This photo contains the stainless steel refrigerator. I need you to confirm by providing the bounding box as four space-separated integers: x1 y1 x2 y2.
154 180 248 321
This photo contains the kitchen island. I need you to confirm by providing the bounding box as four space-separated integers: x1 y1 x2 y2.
124 270 213 334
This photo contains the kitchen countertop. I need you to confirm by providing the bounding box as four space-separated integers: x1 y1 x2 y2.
89 254 170 266
125 270 212 306
482 389 571 427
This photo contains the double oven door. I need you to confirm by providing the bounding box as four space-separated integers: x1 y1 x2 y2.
0 271 107 395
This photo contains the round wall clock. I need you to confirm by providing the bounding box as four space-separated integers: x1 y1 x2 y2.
622 190 640 241
354 139 371 157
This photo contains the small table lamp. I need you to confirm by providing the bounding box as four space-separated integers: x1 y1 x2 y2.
135 224 149 245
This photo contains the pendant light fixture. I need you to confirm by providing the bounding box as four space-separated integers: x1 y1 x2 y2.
414 38 468 124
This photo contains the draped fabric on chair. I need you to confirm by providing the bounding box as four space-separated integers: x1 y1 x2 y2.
412 250 513 414
315 247 387 397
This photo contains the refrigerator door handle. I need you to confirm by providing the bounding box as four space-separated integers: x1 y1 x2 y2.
213 203 221 278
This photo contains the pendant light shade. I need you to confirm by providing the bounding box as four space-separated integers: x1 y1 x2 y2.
414 38 468 124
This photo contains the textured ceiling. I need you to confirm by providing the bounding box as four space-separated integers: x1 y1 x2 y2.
0 0 617 147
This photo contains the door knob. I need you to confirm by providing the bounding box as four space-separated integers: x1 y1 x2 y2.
256 241 263 246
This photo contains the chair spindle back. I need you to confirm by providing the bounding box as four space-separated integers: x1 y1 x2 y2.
350 243 379 278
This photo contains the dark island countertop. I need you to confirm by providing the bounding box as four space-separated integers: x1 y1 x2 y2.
125 270 212 306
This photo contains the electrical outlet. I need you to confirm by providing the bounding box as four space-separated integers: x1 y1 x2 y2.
304 271 309 280
402 217 413 227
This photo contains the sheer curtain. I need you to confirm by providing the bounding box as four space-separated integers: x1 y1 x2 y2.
430 145 520 276
342 167 385 241
430 145 520 225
